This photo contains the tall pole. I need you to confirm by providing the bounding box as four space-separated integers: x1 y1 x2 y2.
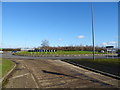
91 2 95 60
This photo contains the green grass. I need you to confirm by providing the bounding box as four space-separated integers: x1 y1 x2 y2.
0 58 14 77
68 58 120 65
63 58 120 76
16 51 107 55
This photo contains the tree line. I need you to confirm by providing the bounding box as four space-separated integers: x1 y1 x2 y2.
38 40 107 51
36 46 107 52
2 48 21 51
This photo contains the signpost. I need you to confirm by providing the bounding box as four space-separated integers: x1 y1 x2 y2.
106 46 114 58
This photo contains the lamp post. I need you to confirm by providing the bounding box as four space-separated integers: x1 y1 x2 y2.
91 2 95 60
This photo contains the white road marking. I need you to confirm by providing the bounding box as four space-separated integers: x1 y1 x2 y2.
23 63 39 88
31 74 39 88
17 60 24 62
11 73 29 79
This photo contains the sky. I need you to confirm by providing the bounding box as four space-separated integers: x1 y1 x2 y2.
2 2 118 48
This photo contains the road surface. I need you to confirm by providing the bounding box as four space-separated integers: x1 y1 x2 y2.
1 52 119 60
3 59 119 88
1 53 119 88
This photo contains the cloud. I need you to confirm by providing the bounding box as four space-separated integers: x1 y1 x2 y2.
101 42 108 46
58 38 63 41
101 41 117 46
77 35 85 39
108 41 117 44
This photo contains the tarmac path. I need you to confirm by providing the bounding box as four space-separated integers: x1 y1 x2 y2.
3 59 119 88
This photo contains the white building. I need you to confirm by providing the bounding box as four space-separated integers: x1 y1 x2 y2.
21 48 34 51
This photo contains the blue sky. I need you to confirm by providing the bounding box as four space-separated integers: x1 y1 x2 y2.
2 2 118 48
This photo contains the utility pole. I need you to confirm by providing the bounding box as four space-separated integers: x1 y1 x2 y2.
91 2 95 60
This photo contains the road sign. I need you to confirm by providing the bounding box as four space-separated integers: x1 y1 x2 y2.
106 46 114 48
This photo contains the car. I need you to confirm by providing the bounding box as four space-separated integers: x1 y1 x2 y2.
116 50 120 57
0 51 3 54
11 51 17 55
118 52 120 57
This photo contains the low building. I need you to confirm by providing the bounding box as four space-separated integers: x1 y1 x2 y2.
21 48 35 51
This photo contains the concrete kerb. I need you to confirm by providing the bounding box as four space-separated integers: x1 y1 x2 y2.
0 61 16 88
15 54 117 57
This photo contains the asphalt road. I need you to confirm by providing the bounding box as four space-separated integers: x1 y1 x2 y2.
1 53 120 88
3 59 119 88
1 53 119 60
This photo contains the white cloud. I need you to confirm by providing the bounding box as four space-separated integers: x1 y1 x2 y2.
101 41 117 46
77 35 85 39
58 38 63 41
108 41 117 44
101 42 108 46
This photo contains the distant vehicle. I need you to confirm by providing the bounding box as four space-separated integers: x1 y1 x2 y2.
116 49 120 57
12 51 17 55
0 51 3 54
118 52 120 57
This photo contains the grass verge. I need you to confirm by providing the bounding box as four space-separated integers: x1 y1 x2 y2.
0 58 14 77
62 58 120 76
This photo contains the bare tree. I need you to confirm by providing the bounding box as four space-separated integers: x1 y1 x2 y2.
41 40 49 48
